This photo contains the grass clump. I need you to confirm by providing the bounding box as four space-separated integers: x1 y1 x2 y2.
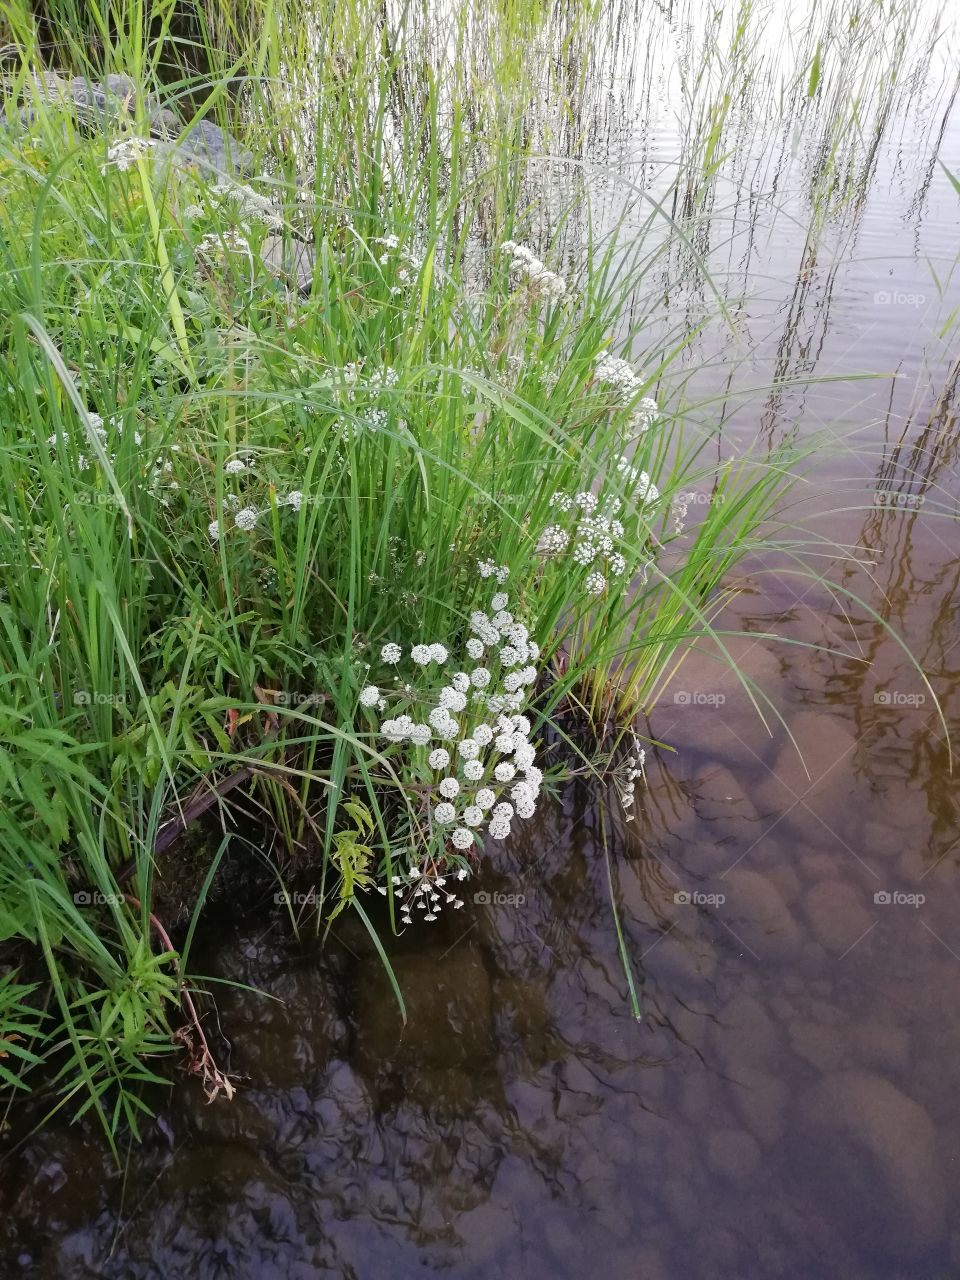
0 0 854 1139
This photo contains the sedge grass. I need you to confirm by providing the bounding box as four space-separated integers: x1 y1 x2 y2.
0 0 945 1140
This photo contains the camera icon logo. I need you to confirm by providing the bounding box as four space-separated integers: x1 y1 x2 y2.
673 691 690 705
73 690 91 706
473 891 490 905
874 290 891 305
73 890 92 905
874 891 891 905
674 890 691 905
875 691 891 705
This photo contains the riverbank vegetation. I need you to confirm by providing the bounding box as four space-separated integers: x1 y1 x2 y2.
0 0 937 1144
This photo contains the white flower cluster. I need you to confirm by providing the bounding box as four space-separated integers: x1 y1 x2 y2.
671 492 690 535
539 491 631 592
477 559 510 584
593 356 661 435
382 860 470 925
198 229 251 262
370 234 422 294
359 590 544 916
210 178 284 231
617 737 646 821
615 455 660 506
101 137 154 173
501 240 567 301
593 352 641 397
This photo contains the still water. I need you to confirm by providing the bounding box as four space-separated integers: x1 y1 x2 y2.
4 0 960 1275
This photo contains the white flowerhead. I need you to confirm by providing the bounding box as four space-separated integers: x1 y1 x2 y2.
234 506 258 531
499 646 522 667
457 738 480 760
429 643 449 663
411 644 432 665
524 766 544 788
359 685 380 707
224 459 247 475
208 520 221 543
439 777 460 798
438 687 467 712
488 816 511 840
586 571 606 594
463 806 483 827
463 759 483 781
494 762 516 783
434 802 456 824
491 592 509 611
466 638 485 660
494 733 515 753
410 723 431 746
476 788 496 810
452 672 470 693
511 781 534 805
428 747 450 770
515 796 536 819
451 827 474 850
428 706 453 730
493 801 514 819
283 490 304 511
381 643 402 663
470 668 491 688
474 724 494 746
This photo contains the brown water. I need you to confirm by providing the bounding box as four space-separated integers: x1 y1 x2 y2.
5 1 960 1275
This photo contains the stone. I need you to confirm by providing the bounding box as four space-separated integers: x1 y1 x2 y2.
728 1065 788 1143
855 1020 910 1071
714 993 782 1066
753 710 858 818
719 868 801 959
802 879 872 953
794 1071 945 1252
706 1128 761 1179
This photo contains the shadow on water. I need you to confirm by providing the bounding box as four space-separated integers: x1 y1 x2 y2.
5 0 960 1275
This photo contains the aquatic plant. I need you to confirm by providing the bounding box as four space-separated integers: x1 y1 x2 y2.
0 0 943 1142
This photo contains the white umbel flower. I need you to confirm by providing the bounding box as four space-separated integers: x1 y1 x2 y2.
438 777 460 799
463 759 483 781
359 685 380 707
434 802 456 824
428 748 450 770
234 506 258 531
451 827 474 850
411 644 432 665
208 520 221 543
381 643 401 663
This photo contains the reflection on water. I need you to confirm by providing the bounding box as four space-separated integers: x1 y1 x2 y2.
5 0 960 1274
